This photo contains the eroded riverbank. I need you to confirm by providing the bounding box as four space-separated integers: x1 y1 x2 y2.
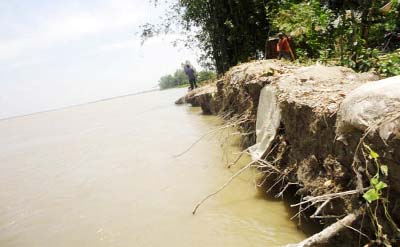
0 88 306 247
178 60 400 246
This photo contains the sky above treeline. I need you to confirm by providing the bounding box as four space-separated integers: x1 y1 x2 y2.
0 0 199 119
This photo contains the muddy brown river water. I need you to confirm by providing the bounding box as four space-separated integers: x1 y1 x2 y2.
0 88 306 247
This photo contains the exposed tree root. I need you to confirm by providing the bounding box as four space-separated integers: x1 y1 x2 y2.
276 182 299 198
174 115 249 158
227 149 248 168
192 154 285 215
289 188 368 226
179 59 400 246
284 209 363 247
291 189 368 208
192 160 256 215
310 199 331 219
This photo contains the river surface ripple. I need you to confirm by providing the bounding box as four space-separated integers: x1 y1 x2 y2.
0 88 305 247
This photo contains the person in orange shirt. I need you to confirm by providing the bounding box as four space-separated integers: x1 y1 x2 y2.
277 32 292 60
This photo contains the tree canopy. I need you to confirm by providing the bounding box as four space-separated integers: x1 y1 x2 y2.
143 0 400 76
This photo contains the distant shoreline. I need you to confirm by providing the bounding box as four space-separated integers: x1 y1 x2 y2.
0 88 161 122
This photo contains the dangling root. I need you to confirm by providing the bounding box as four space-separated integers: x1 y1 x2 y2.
192 156 283 215
291 189 368 208
284 209 363 247
174 115 250 158
192 160 256 215
227 149 248 168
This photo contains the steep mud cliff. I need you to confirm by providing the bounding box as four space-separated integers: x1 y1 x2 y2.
177 60 400 246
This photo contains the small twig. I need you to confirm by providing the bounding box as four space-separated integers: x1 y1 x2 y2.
256 171 273 187
230 131 255 137
227 149 248 168
291 188 368 208
359 208 367 247
353 163 364 191
276 182 299 198
261 142 280 161
267 174 285 193
343 224 370 240
298 195 304 226
256 159 281 174
192 160 256 215
174 117 248 158
310 199 331 218
312 215 345 219
350 130 370 171
291 199 320 221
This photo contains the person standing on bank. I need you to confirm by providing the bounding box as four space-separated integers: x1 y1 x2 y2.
184 64 198 91
277 32 293 60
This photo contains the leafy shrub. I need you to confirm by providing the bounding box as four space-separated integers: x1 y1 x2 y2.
197 70 216 82
159 69 188 90
272 0 334 59
377 51 400 77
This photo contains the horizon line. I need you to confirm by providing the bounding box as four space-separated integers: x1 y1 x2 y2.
0 88 161 122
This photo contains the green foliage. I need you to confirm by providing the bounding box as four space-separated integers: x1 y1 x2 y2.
272 0 333 59
377 51 400 77
364 179 388 203
269 0 400 74
142 0 269 74
144 0 400 77
184 0 269 73
158 68 216 90
363 144 388 204
362 144 400 245
159 69 188 90
197 70 216 82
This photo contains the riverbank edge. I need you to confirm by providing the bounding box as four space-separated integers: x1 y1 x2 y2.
176 59 400 247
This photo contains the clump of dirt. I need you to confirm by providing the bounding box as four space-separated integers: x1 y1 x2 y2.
177 60 400 246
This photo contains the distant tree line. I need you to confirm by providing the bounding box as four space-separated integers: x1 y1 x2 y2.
159 69 216 90
142 0 400 76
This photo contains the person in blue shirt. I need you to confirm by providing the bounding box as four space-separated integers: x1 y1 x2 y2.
184 64 198 90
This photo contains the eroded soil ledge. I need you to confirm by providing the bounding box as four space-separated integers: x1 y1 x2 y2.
177 60 400 247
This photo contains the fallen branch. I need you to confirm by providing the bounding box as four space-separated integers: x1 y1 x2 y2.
284 209 363 247
192 160 256 215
